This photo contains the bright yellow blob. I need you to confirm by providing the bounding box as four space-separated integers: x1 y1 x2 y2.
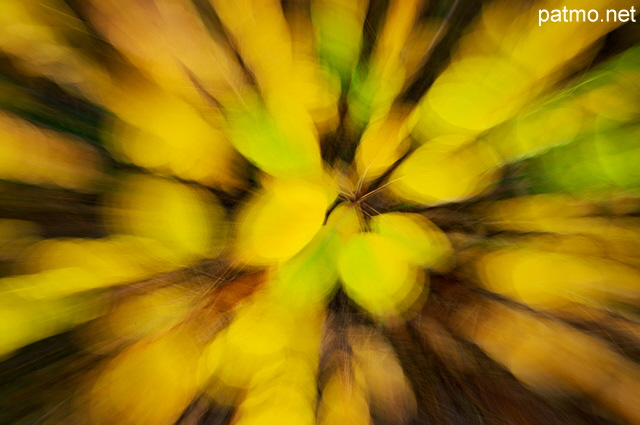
355 109 412 182
390 137 501 205
370 212 454 272
107 174 227 262
337 232 426 317
235 179 329 265
477 248 640 309
90 330 200 425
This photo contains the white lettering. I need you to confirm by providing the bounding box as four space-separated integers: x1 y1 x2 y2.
539 9 549 26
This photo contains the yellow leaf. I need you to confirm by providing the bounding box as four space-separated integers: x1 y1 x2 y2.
224 90 323 180
389 137 501 205
355 109 412 182
337 232 427 317
370 212 454 272
268 226 341 311
325 202 364 239
234 179 329 265
318 371 372 425
86 0 245 104
107 175 227 262
105 85 242 190
90 330 200 425
0 112 103 191
236 382 316 425
476 247 640 309
416 56 533 136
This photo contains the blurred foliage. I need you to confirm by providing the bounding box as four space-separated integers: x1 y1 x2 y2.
0 0 640 424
